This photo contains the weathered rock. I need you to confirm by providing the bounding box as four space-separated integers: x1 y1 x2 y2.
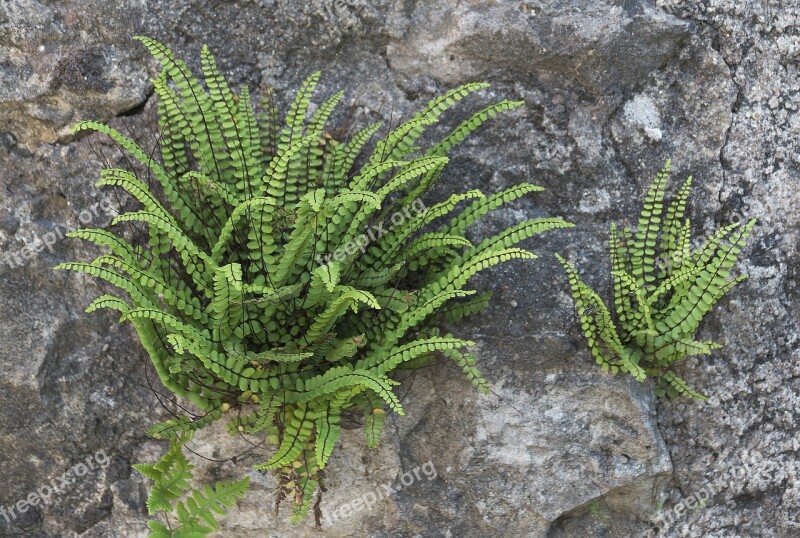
0 1 151 147
647 1 800 537
0 0 796 537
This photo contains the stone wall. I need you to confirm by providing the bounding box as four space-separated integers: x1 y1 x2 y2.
0 1 796 536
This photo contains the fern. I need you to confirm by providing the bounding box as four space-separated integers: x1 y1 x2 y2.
557 161 755 400
56 37 570 525
133 433 249 538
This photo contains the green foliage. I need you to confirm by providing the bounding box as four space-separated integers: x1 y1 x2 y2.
133 433 250 537
557 161 755 400
57 37 570 524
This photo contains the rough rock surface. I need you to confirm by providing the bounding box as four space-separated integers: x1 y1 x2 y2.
0 0 796 537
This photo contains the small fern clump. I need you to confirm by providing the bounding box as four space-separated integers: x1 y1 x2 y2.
557 161 755 400
57 36 571 526
133 433 249 537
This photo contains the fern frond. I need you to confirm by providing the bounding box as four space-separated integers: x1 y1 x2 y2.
443 183 544 237
134 433 249 537
134 434 195 514
315 404 341 469
174 476 250 532
254 404 315 470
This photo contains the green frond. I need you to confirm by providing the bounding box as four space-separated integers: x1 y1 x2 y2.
133 434 195 514
211 196 277 261
459 218 573 262
304 286 380 343
443 183 544 237
631 160 670 289
174 476 250 533
278 72 321 207
134 432 248 538
441 347 490 392
340 156 448 248
657 220 754 340
93 254 207 323
112 210 217 294
424 248 538 299
357 336 474 375
98 169 174 222
258 133 319 200
427 99 524 157
440 290 493 323
147 410 224 440
330 121 383 183
659 175 693 268
66 228 142 265
297 369 404 414
375 82 490 165
364 405 386 448
254 404 315 470
659 370 708 401
84 294 131 315
71 121 168 186
367 189 484 268
315 404 341 469
373 291 475 353
402 233 473 264
55 261 155 307
122 308 208 342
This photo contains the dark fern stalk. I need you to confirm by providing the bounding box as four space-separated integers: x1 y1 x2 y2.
56 36 571 528
557 160 755 400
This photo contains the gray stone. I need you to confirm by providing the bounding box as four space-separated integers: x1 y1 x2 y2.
0 0 797 536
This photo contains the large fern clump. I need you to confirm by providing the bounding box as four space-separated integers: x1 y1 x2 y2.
57 37 571 526
557 161 755 400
